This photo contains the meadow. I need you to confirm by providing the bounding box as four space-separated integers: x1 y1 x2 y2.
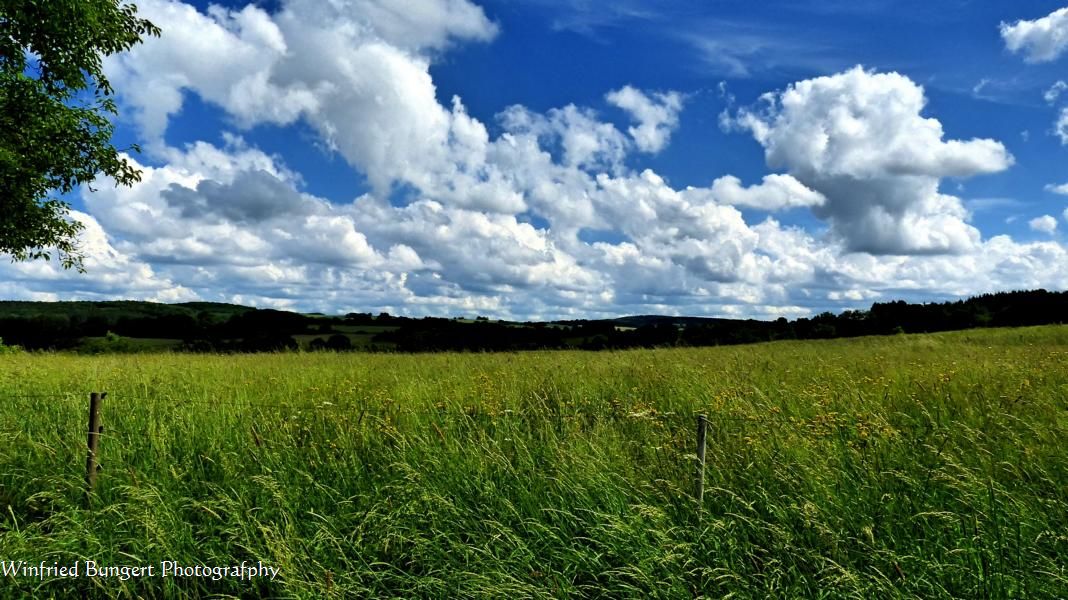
0 326 1066 598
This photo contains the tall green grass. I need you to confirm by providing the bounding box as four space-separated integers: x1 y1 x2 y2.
1 326 1066 598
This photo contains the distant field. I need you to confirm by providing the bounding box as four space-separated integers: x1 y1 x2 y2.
69 325 403 352
0 327 1065 597
78 336 183 352
330 325 399 334
292 333 391 350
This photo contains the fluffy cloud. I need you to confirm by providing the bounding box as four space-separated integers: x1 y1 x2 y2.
1045 80 1068 104
88 150 386 270
353 196 601 292
1056 107 1068 144
0 212 197 303
103 2 313 141
708 174 825 211
499 103 631 172
593 170 762 283
329 0 499 51
1001 7 1068 63
1045 182 1068 195
605 86 685 153
733 66 1013 254
105 0 498 195
829 237 1068 299
1030 215 1059 234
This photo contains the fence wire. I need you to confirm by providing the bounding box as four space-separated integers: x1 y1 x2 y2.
0 390 819 443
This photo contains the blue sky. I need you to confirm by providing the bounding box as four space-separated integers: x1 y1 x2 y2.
6 0 1068 318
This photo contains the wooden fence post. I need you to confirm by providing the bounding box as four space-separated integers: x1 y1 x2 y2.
85 392 105 503
695 414 708 509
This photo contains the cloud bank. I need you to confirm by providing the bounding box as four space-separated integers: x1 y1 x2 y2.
4 1 1067 319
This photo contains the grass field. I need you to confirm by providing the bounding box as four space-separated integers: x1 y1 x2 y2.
0 326 1066 598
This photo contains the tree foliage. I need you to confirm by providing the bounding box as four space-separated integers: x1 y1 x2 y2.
0 0 159 269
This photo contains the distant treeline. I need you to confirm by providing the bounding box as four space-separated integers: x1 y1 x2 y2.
377 289 1066 351
0 289 1064 353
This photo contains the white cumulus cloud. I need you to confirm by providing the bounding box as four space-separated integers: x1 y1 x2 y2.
1045 80 1068 103
732 66 1013 255
1045 182 1068 195
1056 107 1068 144
0 212 197 303
105 0 498 195
1030 215 1059 234
499 103 630 172
605 86 685 153
1001 7 1068 63
708 174 826 211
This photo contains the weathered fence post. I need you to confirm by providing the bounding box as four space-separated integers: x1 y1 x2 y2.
85 392 105 503
695 414 708 509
